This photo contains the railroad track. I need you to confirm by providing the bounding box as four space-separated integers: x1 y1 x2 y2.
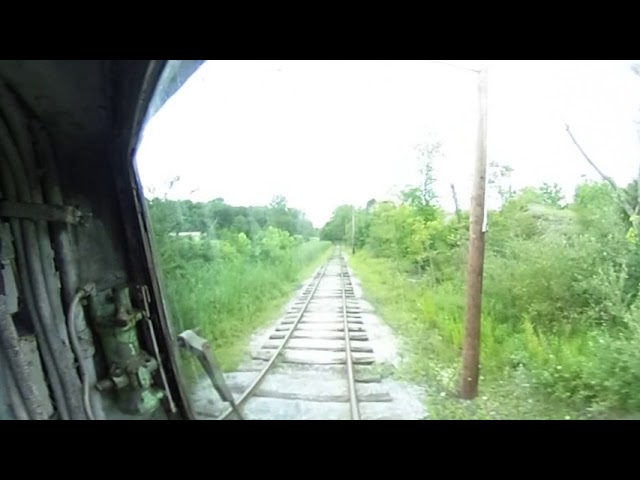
197 251 397 420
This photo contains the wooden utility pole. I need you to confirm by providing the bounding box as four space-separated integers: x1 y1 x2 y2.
351 206 356 255
460 65 489 400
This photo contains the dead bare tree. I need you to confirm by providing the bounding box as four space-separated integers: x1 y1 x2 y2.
565 124 637 220
450 183 461 219
564 62 640 236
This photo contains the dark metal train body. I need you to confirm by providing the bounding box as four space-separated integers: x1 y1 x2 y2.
0 60 204 420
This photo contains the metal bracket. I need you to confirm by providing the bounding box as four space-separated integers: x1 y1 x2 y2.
0 201 86 224
177 329 243 420
91 286 164 416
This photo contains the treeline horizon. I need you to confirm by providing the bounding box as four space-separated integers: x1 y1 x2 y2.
146 194 318 240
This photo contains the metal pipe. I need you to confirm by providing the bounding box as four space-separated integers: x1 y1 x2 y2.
28 120 78 306
0 95 85 418
0 294 48 419
0 346 29 420
0 82 74 349
0 102 85 419
0 160 70 420
30 118 105 420
67 286 96 420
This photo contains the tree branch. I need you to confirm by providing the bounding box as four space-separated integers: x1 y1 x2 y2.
565 124 635 218
565 124 619 189
450 183 461 219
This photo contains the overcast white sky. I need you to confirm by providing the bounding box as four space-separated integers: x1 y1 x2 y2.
135 60 640 228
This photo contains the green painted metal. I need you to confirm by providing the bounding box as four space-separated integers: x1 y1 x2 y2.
91 286 164 416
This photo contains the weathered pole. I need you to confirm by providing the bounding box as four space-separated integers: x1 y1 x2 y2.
460 65 489 400
351 206 355 255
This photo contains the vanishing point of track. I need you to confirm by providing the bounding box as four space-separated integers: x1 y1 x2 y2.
218 251 364 420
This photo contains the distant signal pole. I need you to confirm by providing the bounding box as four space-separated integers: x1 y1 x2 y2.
351 206 356 255
460 65 489 400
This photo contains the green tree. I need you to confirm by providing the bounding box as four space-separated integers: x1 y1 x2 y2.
320 204 354 243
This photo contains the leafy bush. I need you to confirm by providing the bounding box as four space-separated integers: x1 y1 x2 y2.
146 197 331 373
337 175 640 418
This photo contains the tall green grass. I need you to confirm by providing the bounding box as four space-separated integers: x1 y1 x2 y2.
161 239 331 377
348 251 596 419
329 182 640 419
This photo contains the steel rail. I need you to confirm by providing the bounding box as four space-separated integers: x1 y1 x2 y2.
341 256 360 420
217 259 330 420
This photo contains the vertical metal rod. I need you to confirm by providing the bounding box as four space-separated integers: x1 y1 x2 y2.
141 286 177 414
